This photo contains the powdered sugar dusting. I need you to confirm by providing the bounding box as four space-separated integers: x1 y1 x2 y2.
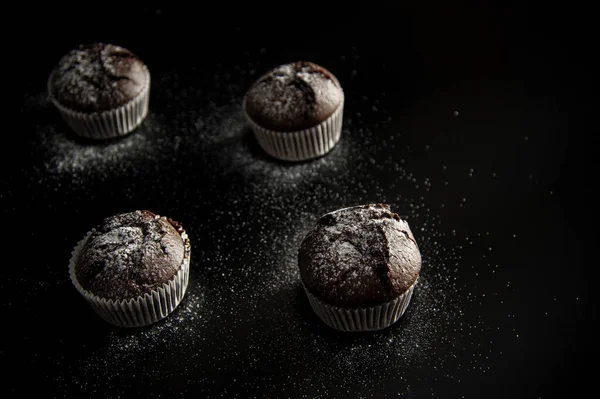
298 204 421 307
244 61 343 131
32 101 164 179
53 292 209 395
29 76 468 396
75 211 185 300
49 43 147 112
21 55 499 397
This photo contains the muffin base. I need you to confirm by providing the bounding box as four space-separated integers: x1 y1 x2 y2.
243 98 344 162
69 215 190 328
303 278 417 332
48 66 150 140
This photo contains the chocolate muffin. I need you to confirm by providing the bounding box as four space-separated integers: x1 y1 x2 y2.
243 61 344 161
298 204 421 331
69 210 191 327
48 43 151 140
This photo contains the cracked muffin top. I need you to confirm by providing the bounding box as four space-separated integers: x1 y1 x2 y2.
74 210 185 301
298 204 421 308
48 43 149 113
243 61 343 132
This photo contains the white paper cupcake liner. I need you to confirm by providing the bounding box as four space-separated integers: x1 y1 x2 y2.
303 278 418 332
69 216 190 328
243 98 344 162
48 66 150 140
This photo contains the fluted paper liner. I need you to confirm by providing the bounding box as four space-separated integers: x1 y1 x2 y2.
69 216 190 328
48 66 150 140
303 278 418 332
243 97 344 162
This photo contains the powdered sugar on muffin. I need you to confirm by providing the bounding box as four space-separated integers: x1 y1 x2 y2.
75 210 185 300
299 204 421 308
49 43 148 112
244 61 343 131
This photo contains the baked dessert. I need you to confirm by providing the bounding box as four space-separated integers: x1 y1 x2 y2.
48 43 150 140
298 204 421 331
243 61 344 161
69 210 190 327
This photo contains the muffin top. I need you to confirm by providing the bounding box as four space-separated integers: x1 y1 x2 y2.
48 43 148 113
298 204 421 308
75 210 185 301
244 61 343 131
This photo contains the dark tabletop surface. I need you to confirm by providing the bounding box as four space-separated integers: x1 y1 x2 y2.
5 4 588 398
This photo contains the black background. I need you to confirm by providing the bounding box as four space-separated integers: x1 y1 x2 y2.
5 3 589 398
